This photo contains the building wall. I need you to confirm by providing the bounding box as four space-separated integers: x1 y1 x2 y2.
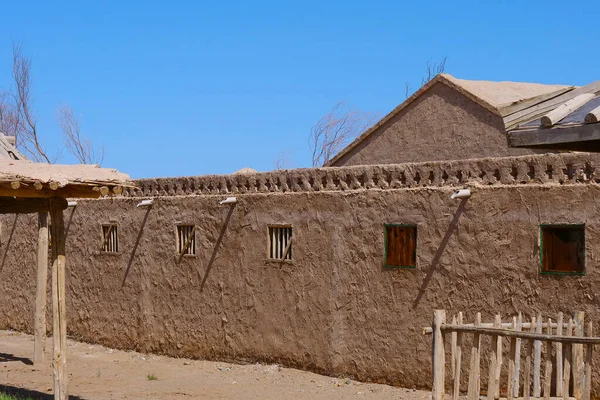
1 152 600 390
330 82 546 167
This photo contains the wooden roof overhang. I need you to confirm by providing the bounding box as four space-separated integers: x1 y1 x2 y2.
507 79 600 152
0 158 132 400
0 159 132 214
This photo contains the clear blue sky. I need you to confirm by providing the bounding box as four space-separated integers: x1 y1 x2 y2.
0 1 597 178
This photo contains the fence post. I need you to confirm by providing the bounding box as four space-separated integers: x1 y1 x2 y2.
573 311 585 400
433 310 446 400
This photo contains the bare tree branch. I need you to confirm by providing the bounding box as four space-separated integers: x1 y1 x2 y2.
309 102 377 167
421 56 447 86
57 104 104 165
11 42 52 163
274 151 290 170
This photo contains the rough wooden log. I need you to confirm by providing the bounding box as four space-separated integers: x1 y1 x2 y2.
468 313 481 400
508 316 517 400
543 318 552 400
584 105 600 123
451 315 457 379
487 315 501 400
534 313 542 397
33 212 49 365
524 315 536 400
513 313 523 398
540 93 596 127
432 310 446 400
50 199 68 400
556 312 564 397
583 322 592 400
494 314 502 399
564 319 573 400
453 312 463 400
573 312 585 400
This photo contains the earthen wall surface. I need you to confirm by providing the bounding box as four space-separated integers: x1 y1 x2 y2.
329 83 548 166
1 153 600 390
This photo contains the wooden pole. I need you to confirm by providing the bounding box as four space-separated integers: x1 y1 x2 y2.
432 310 446 400
533 313 542 397
468 313 481 400
563 319 573 400
583 321 592 400
33 212 48 365
543 318 552 400
556 312 564 397
453 312 463 400
487 315 501 400
50 199 67 400
573 312 585 400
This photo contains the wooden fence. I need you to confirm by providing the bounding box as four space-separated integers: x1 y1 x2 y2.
424 310 599 400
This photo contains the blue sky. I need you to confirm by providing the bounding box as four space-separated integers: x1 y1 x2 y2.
0 1 597 178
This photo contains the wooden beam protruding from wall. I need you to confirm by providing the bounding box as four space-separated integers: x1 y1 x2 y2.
0 197 68 214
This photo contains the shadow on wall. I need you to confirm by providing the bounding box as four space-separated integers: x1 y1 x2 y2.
0 214 18 274
412 198 468 309
121 205 153 288
199 203 236 292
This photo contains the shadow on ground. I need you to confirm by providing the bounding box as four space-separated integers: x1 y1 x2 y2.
0 384 87 400
0 352 32 365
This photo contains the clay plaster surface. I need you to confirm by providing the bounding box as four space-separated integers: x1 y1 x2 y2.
1 168 600 391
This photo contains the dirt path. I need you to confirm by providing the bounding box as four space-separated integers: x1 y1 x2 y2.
0 330 428 399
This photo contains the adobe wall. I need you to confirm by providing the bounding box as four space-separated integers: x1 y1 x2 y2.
330 82 547 167
1 152 600 391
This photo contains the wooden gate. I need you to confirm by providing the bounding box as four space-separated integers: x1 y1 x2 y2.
424 310 599 400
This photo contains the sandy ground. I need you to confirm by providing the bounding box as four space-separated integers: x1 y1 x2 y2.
0 331 430 399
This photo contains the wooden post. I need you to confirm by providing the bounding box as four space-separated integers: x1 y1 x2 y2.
487 315 501 400
573 312 585 400
494 314 502 399
508 316 517 400
34 212 49 365
583 322 592 400
433 310 446 400
556 312 564 397
533 313 542 397
50 199 67 400
451 315 457 378
543 318 552 400
453 312 463 400
563 319 573 400
467 312 481 400
512 312 523 398
524 315 536 400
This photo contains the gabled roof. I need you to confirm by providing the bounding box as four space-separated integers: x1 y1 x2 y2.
507 79 600 151
326 74 574 166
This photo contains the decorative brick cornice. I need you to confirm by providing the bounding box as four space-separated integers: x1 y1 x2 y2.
122 153 600 197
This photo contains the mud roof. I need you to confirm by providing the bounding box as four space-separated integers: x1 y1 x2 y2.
326 74 575 166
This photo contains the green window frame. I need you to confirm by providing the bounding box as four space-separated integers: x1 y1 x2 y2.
539 224 585 276
384 224 417 269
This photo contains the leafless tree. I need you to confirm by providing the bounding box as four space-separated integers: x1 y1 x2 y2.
0 43 104 164
274 151 290 170
1 43 54 162
309 102 376 167
57 105 104 165
421 56 447 86
405 57 448 98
